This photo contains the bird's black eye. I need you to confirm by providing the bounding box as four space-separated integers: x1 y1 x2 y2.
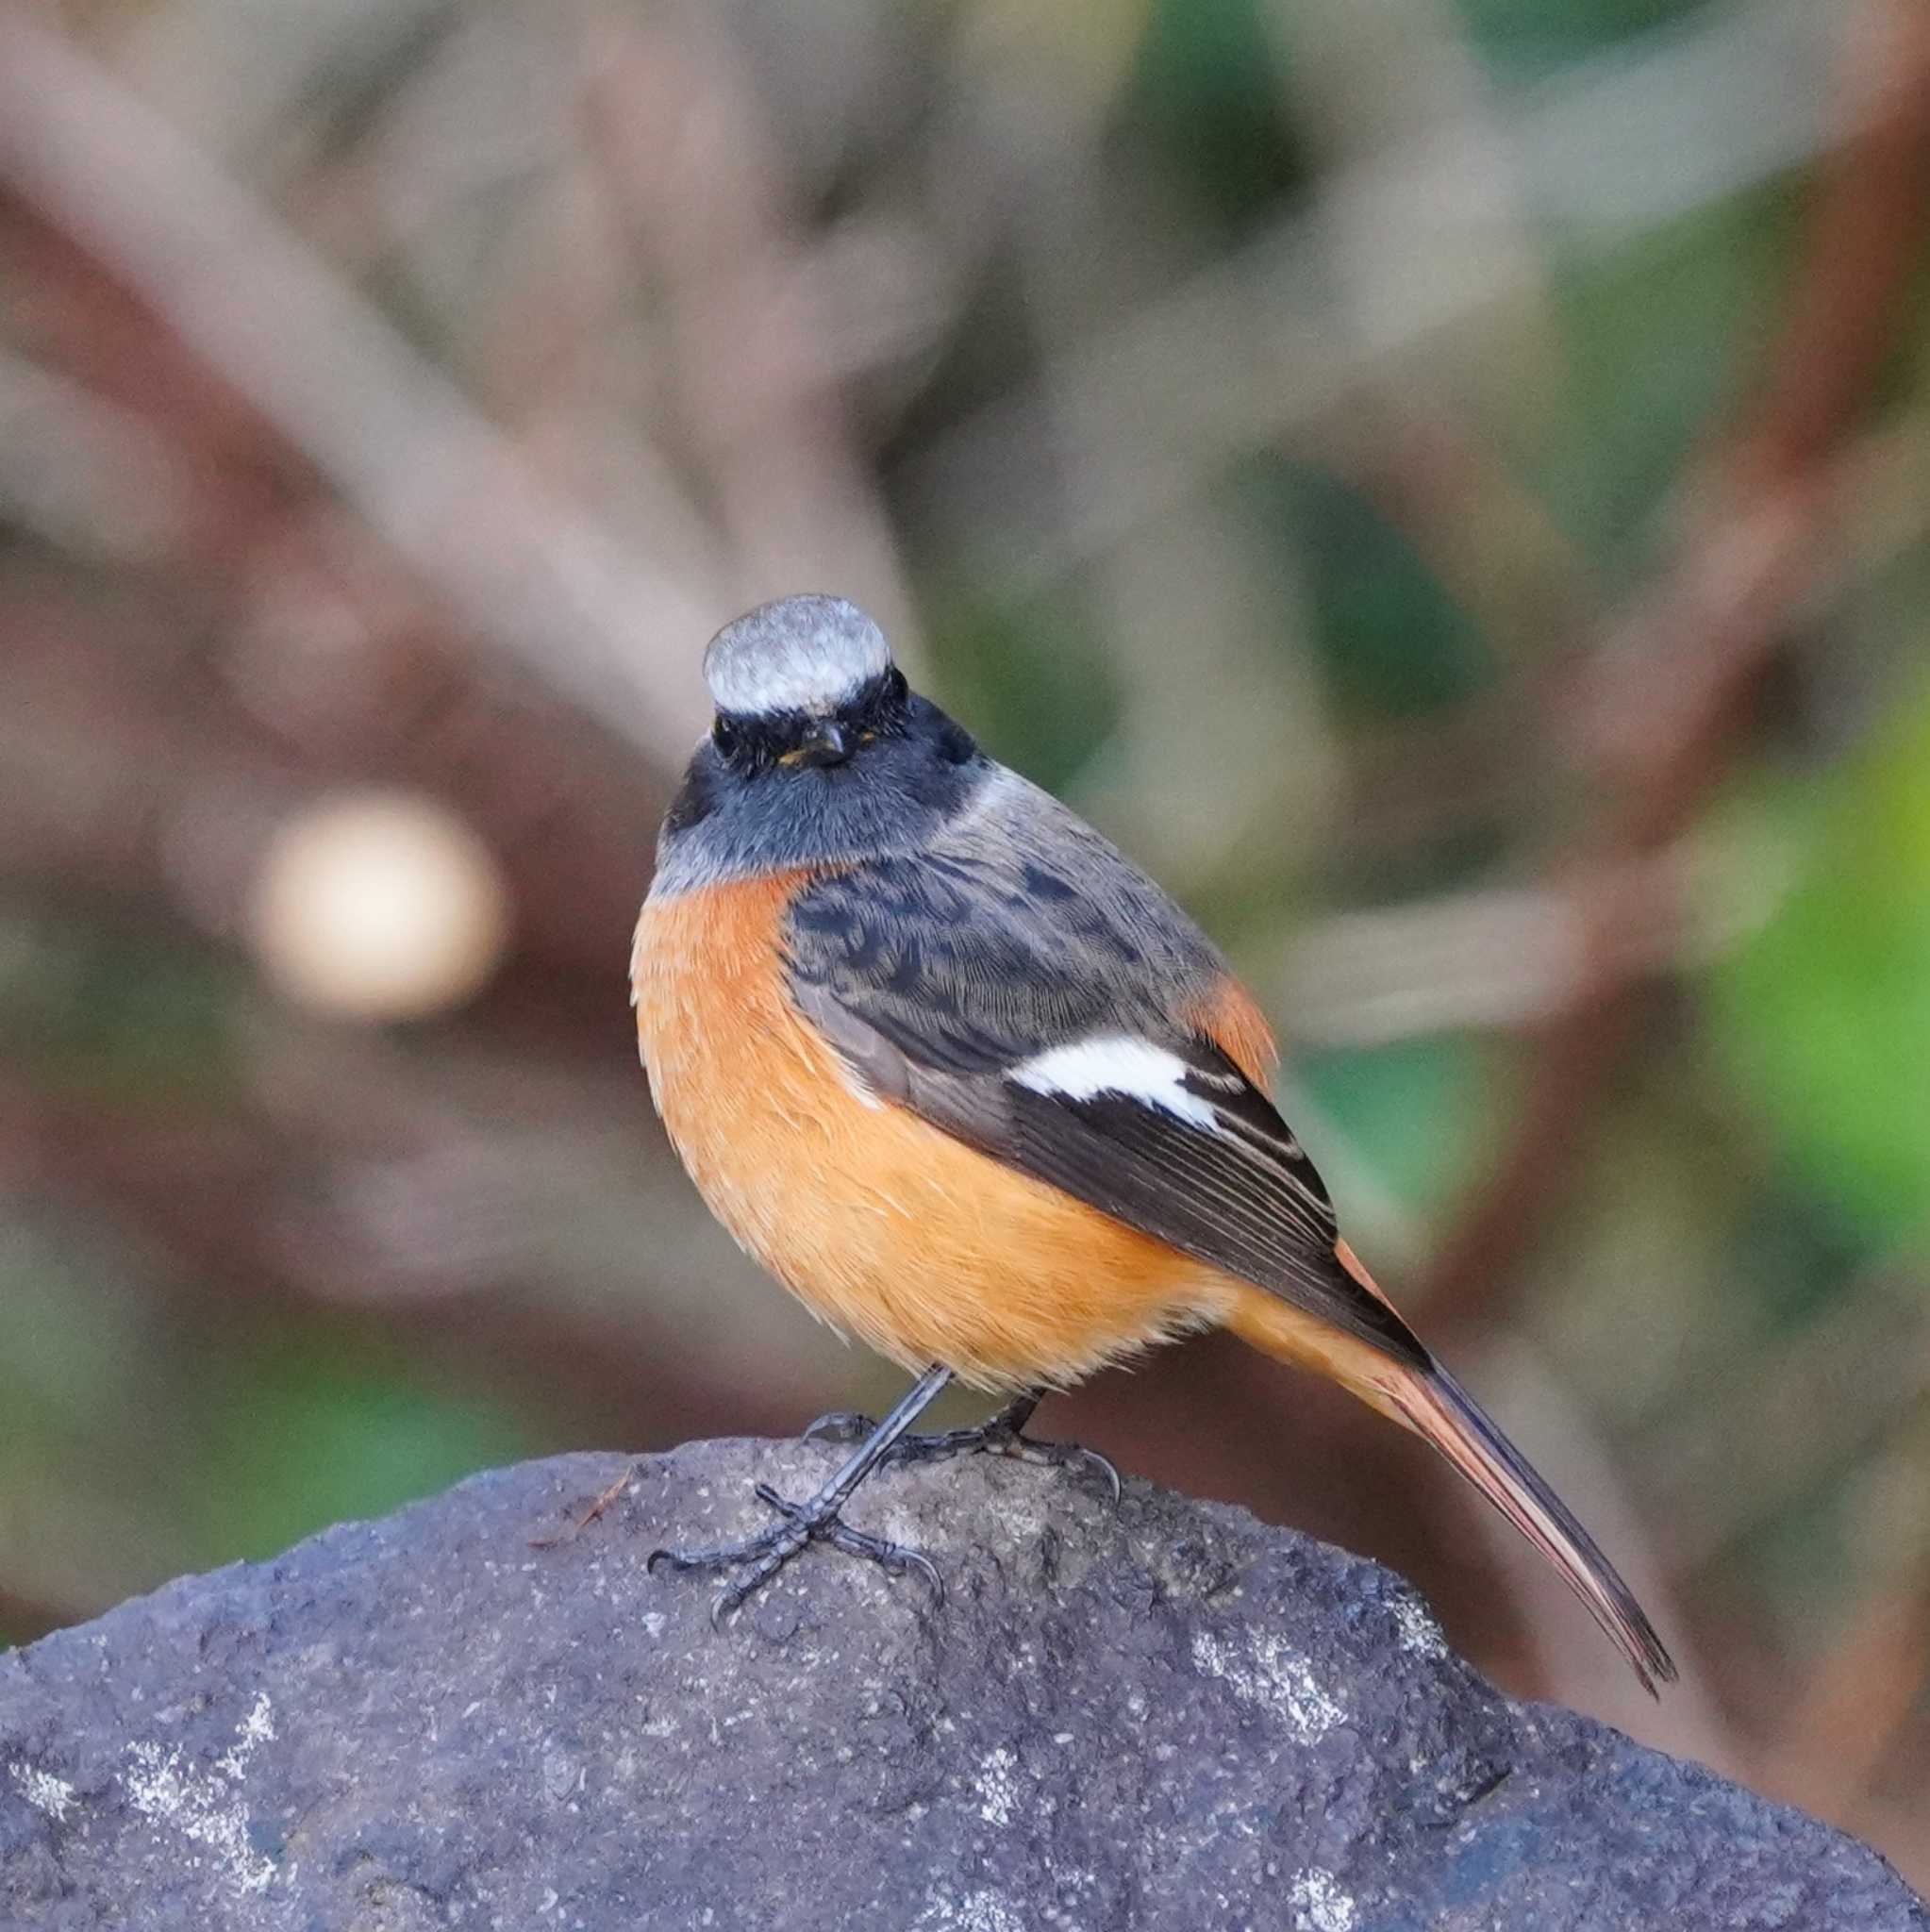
712 715 740 758
885 667 908 704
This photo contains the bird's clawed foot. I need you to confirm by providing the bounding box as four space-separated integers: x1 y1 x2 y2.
802 1395 1122 1505
647 1481 941 1629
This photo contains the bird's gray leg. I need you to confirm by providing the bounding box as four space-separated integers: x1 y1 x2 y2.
804 1386 1120 1503
650 1364 952 1625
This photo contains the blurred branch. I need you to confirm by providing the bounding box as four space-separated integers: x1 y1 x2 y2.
1637 1266 1930 1570
0 597 657 991
0 8 714 767
0 343 193 560
0 1042 811 1459
908 0 1838 591
1758 1564 1930 1827
1311 403 1596 675
581 7 922 656
1278 832 1762 1047
1417 0 1930 1329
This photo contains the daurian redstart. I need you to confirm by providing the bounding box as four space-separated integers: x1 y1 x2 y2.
632 594 1674 1690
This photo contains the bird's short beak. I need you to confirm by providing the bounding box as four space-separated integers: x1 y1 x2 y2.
794 719 849 769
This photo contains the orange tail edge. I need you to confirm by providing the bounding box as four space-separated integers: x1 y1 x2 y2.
1226 1271 1677 1696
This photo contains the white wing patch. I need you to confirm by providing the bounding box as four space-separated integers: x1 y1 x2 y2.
1011 1036 1218 1129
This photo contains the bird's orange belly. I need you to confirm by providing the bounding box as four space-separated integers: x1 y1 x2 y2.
631 874 1231 1391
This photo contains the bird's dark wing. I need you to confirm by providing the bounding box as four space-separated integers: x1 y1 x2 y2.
784 774 1428 1369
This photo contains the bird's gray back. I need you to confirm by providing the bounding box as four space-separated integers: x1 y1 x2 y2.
783 766 1231 1074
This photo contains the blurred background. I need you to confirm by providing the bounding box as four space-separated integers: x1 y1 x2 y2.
2 0 1928 1880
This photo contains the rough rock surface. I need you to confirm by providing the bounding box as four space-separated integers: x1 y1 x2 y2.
0 1439 1922 1931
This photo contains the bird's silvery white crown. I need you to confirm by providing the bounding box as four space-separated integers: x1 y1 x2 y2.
703 595 892 717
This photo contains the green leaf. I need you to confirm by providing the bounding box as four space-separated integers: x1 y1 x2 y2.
1125 0 1309 236
1709 679 1930 1242
1538 183 1795 561
1453 0 1712 82
0 905 244 1104
1298 1032 1500 1215
922 588 1123 794
185 1336 533 1566
1274 462 1499 723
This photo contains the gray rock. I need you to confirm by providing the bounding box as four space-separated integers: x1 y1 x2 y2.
0 1439 1921 1931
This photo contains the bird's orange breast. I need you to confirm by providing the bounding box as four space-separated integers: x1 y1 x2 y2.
630 873 1234 1391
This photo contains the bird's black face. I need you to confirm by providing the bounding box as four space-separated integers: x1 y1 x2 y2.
709 664 914 777
656 659 985 889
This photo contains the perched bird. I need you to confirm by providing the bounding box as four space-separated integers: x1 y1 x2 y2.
631 593 1675 1690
